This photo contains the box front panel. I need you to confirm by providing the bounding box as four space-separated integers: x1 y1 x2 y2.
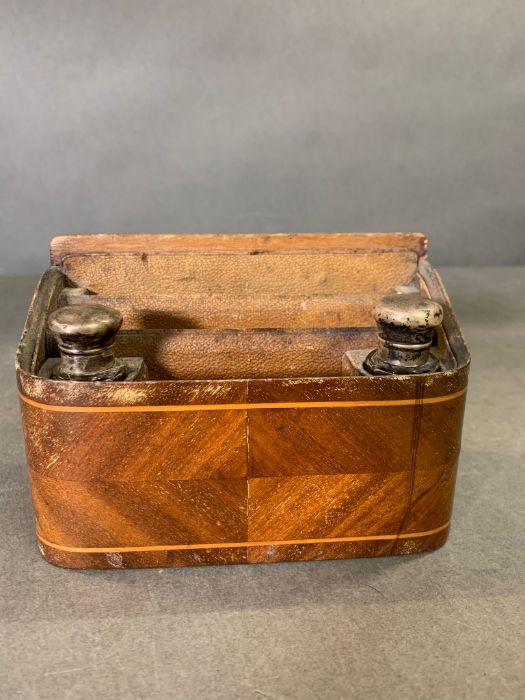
20 381 466 568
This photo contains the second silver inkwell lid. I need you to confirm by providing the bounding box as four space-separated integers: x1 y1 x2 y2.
364 292 444 375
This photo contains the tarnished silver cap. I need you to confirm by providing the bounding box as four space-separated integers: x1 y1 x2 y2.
47 303 127 381
364 292 443 375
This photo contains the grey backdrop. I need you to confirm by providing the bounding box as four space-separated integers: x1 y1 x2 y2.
1 0 524 275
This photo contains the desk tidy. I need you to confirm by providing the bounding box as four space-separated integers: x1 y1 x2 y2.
16 233 469 569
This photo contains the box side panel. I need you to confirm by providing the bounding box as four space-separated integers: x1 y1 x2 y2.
16 267 65 375
418 259 470 369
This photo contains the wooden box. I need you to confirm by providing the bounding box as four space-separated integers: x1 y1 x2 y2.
16 233 469 569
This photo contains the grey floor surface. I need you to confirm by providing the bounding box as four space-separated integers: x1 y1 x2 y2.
0 268 524 700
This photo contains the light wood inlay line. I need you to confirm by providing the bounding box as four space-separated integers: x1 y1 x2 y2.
37 522 450 554
20 389 466 413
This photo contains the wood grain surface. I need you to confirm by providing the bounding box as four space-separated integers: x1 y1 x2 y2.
50 232 428 264
17 232 469 569
20 386 466 568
